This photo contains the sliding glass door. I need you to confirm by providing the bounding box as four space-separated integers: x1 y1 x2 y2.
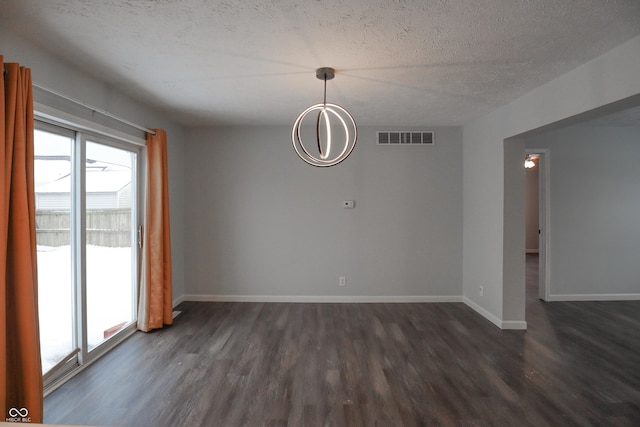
34 126 76 376
34 122 142 387
84 140 137 351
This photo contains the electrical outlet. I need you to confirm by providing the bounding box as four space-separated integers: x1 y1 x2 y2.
343 200 355 209
479 286 484 296
339 276 346 287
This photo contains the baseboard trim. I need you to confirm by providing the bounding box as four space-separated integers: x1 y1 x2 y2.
546 293 640 302
181 294 464 303
501 320 528 330
463 297 527 330
463 297 502 328
173 295 185 308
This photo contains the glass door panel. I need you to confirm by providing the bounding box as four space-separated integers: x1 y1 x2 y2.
85 141 136 351
34 128 76 375
35 121 141 390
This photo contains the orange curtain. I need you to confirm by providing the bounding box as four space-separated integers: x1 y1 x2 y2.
0 57 43 422
137 129 173 332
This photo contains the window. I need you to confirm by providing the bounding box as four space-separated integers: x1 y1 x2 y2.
34 120 143 391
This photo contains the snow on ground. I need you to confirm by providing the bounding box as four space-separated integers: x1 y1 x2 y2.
37 245 133 373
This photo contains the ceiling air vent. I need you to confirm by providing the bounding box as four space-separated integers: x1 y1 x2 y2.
377 131 434 145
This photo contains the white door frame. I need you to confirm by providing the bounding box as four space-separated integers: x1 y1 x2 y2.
526 148 550 300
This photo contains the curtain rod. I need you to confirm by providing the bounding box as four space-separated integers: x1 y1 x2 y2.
32 82 156 136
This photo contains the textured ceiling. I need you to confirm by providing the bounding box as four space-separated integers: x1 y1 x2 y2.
2 0 640 127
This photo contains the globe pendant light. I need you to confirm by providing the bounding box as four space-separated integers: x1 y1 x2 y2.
292 67 357 167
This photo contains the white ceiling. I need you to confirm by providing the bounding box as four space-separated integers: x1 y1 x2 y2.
2 0 640 127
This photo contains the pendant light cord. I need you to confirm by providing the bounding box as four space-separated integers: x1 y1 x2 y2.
323 76 327 107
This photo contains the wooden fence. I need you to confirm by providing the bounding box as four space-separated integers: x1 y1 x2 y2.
36 209 132 247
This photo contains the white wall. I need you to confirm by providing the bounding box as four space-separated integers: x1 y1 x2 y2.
462 114 506 323
184 126 462 301
526 125 640 299
463 35 640 327
0 31 187 301
502 138 526 324
6 26 640 324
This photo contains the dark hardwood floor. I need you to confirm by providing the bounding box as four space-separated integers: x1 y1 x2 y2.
44 254 640 426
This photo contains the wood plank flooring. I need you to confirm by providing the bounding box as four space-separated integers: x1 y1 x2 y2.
44 255 640 426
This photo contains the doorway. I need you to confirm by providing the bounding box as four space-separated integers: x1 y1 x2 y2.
525 148 549 301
